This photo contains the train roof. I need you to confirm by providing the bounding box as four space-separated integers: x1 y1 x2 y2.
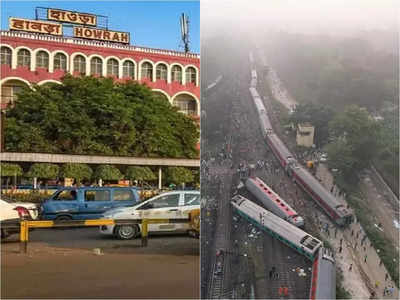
268 133 293 159
232 195 321 251
294 166 351 218
248 177 297 217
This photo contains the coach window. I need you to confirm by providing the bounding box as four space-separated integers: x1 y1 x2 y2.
17 49 30 67
36 51 49 69
156 64 167 81
123 61 135 78
54 53 67 71
1 47 12 66
107 59 119 76
73 55 86 74
141 62 153 80
171 65 182 83
185 67 196 85
90 57 103 76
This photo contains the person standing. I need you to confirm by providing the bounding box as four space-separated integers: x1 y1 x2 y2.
349 264 353 271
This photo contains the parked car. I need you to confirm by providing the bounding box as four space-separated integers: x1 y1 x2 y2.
100 190 200 239
40 187 141 221
0 198 39 239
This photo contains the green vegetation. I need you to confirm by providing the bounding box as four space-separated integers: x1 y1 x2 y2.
60 163 92 184
93 165 123 181
166 167 194 186
1 163 23 177
264 32 397 112
290 103 334 147
25 163 59 180
125 166 156 182
5 75 198 158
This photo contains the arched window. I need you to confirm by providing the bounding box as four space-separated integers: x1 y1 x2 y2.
17 49 30 67
171 65 182 83
122 61 135 78
107 59 119 76
141 62 153 80
0 47 12 66
1 79 28 106
173 94 197 115
156 64 167 81
91 57 103 75
73 55 86 74
54 53 67 71
36 51 49 69
185 67 196 84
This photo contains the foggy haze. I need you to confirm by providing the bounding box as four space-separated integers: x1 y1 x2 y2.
202 0 399 36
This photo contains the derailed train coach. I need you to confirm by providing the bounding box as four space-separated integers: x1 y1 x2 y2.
247 60 353 226
309 247 336 300
231 195 322 260
245 176 304 227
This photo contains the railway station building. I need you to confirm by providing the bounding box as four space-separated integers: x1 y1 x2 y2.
0 11 200 117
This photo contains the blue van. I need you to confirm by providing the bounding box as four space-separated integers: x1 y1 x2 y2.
40 187 141 220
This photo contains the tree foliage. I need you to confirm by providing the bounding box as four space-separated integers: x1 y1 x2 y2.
25 163 59 179
125 166 156 181
265 31 398 111
166 167 194 185
5 75 198 158
290 103 335 147
326 105 381 173
60 163 93 183
93 165 123 180
1 163 23 177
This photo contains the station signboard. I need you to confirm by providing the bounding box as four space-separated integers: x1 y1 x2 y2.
9 17 63 36
48 8 97 26
73 26 130 44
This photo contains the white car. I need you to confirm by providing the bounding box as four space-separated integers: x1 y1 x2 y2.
0 198 39 239
100 191 200 239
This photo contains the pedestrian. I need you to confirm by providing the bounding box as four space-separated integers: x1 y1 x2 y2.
338 246 342 254
334 228 337 238
379 260 383 267
269 269 273 279
385 273 388 281
349 264 353 271
364 254 367 263
340 238 343 245
351 229 354 236
375 281 380 289
363 246 366 252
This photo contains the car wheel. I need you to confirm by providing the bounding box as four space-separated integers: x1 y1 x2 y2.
55 215 72 221
115 225 139 240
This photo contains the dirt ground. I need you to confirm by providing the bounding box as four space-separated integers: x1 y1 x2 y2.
1 241 199 299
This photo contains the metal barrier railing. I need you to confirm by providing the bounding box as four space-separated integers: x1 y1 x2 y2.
13 212 199 253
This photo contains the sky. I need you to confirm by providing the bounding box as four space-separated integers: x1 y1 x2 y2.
1 0 200 53
202 0 398 37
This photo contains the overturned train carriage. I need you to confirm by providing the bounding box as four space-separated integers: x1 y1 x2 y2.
309 247 336 300
231 195 321 260
245 177 304 227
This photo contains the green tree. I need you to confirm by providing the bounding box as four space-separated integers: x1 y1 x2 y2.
325 139 357 177
5 75 198 158
93 165 123 181
329 105 381 168
125 166 156 182
60 163 93 184
1 163 23 177
290 103 335 146
166 167 194 186
25 163 59 179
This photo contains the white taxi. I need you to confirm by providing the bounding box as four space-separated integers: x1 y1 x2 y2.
100 191 200 239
